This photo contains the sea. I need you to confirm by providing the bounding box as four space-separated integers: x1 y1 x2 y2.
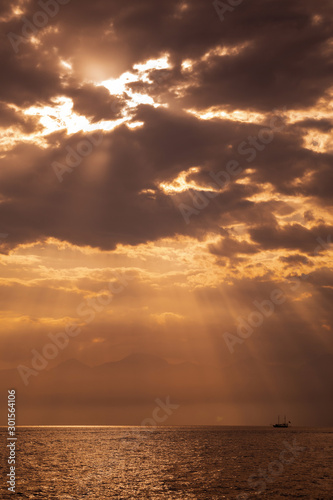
0 426 332 499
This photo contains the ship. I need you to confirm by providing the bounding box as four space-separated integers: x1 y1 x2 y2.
273 415 290 428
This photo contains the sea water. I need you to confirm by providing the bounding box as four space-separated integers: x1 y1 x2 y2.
0 426 332 499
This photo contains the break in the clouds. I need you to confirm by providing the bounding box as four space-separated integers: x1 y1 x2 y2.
0 0 332 425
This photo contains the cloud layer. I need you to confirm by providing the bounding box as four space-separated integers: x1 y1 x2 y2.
0 0 332 425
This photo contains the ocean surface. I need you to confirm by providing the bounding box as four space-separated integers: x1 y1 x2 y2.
0 426 332 499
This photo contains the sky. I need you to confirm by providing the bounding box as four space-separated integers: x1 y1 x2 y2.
0 0 332 426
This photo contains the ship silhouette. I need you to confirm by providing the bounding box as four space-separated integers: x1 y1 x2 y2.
273 415 291 428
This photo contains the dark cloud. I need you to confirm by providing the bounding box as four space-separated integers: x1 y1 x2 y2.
0 101 39 132
176 1 333 112
0 99 331 253
249 222 333 254
300 160 333 203
0 40 61 107
279 254 313 266
0 106 275 251
209 235 259 259
2 0 332 111
296 118 333 132
65 84 126 122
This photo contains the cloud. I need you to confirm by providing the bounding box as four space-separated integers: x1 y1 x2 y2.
249 222 333 254
0 0 332 425
209 234 259 259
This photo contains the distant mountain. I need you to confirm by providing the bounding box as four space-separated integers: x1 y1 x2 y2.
1 352 332 425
